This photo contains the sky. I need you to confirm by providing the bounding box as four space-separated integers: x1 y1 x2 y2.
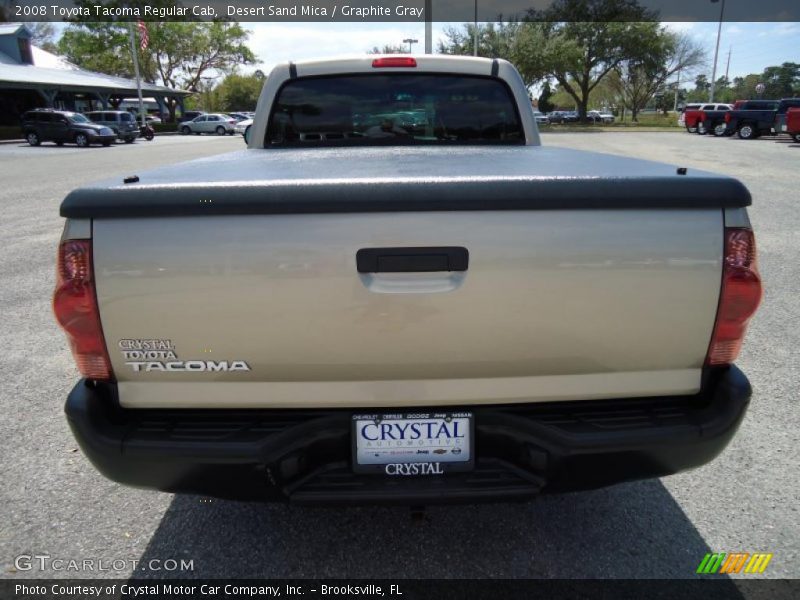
238 21 800 85
45 19 799 87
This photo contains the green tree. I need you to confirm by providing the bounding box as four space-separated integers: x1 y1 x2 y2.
368 44 408 54
611 30 706 121
711 76 736 103
512 0 660 119
215 73 265 112
57 23 132 79
26 22 57 52
438 3 662 119
729 74 759 101
762 62 800 98
685 74 710 102
58 15 255 121
549 77 621 112
437 22 521 61
537 81 555 113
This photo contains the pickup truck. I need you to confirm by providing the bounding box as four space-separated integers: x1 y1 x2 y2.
680 103 702 132
683 103 730 135
55 56 762 505
724 99 780 139
696 104 733 136
773 98 800 138
785 107 800 142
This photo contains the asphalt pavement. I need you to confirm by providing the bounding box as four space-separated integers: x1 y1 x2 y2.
0 131 797 580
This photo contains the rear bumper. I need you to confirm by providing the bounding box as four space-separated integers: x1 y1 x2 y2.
65 367 751 505
117 130 140 140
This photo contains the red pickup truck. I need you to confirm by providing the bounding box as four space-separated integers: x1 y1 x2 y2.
682 103 731 134
681 104 702 132
786 107 800 142
697 104 734 136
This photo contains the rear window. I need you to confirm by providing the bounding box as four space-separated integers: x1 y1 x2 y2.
67 113 89 123
266 74 524 147
120 112 134 121
742 101 779 110
778 99 800 113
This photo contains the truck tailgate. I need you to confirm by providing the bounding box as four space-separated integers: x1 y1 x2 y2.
92 209 723 408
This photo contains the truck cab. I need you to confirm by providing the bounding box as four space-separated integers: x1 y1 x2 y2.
725 99 780 139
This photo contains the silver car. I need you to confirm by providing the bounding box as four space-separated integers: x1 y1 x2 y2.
532 111 549 124
180 114 236 136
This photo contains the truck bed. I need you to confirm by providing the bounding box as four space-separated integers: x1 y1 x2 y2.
61 145 749 409
61 145 749 218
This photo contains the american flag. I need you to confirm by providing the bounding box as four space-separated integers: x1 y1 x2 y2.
137 20 149 50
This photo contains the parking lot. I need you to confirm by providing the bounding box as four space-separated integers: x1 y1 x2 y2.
1 131 797 580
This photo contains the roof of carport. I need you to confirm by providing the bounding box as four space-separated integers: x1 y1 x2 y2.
0 62 190 96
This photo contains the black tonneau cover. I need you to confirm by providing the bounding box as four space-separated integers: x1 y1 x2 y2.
60 146 750 219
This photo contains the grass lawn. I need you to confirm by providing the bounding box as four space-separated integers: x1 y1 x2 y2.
541 112 682 132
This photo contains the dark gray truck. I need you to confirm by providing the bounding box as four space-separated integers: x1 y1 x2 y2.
725 100 780 139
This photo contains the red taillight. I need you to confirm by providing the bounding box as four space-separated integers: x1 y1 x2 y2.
372 57 417 68
724 112 731 123
706 228 762 366
53 240 113 381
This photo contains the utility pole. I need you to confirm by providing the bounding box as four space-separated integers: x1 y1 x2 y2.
403 38 418 53
424 0 432 54
709 0 726 102
473 0 478 56
725 46 732 80
127 23 146 128
673 67 681 112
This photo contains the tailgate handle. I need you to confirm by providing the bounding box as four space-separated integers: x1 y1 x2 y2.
356 247 469 273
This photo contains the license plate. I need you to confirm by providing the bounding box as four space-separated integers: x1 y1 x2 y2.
352 411 474 475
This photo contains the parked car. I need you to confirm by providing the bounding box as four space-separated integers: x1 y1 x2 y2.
145 115 162 125
785 107 800 142
679 103 702 131
532 111 549 124
234 117 253 139
772 98 800 137
724 100 780 139
228 112 251 122
57 55 761 504
85 111 140 143
547 111 570 123
178 111 205 123
696 104 734 136
587 110 615 124
180 113 237 135
21 109 116 147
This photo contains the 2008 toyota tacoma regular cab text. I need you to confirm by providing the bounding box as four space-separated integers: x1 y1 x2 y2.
55 56 762 504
